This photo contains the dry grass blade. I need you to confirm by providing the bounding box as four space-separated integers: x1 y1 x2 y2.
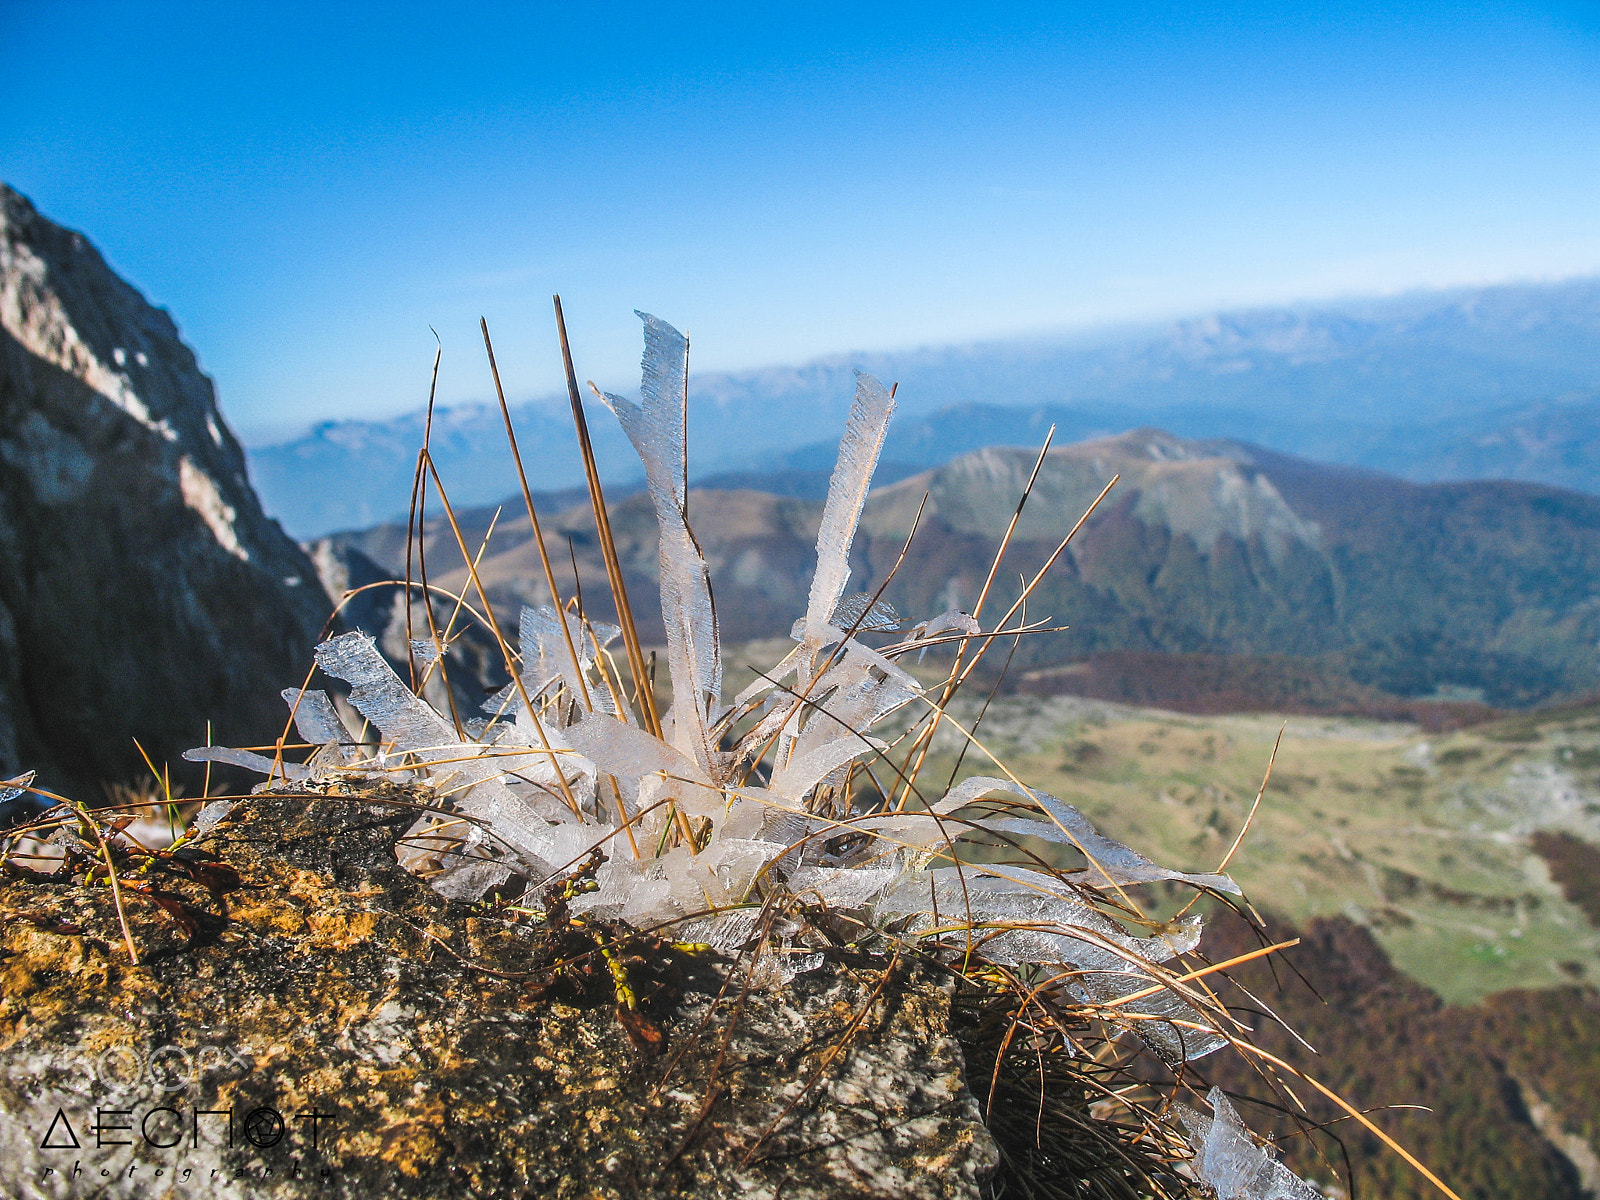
421 452 584 819
404 338 444 690
554 295 661 737
16 782 141 965
481 316 594 712
894 469 1119 811
1229 1040 1466 1200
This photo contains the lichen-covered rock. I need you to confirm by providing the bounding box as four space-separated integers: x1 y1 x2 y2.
0 785 998 1198
0 183 328 794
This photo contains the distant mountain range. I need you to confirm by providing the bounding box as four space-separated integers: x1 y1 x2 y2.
321 428 1600 713
251 277 1600 537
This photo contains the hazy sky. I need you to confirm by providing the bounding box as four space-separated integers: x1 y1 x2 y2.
5 1 1598 443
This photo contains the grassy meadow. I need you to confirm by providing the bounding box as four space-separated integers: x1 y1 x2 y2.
729 638 1600 1004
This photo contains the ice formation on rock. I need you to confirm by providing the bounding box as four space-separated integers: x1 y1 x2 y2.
192 312 1240 1066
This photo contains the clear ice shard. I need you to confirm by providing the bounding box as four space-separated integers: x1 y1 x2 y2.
770 735 888 802
788 863 900 909
597 313 722 774
314 631 574 812
802 372 895 647
281 687 348 746
281 688 356 764
309 630 607 889
831 593 901 632
0 771 36 805
506 604 621 717
932 776 1241 894
908 610 980 641
182 746 310 781
1177 1088 1321 1200
907 609 981 660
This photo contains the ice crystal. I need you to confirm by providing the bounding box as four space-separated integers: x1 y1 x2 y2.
192 312 1240 1054
1178 1088 1321 1200
597 314 722 772
803 372 895 649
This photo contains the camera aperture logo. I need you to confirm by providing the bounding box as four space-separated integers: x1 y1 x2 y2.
29 1037 341 1189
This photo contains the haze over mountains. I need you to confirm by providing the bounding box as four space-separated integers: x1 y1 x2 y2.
252 277 1600 537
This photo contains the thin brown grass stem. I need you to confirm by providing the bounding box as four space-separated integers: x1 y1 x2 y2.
404 339 444 690
423 452 584 819
38 790 141 967
257 659 318 788
972 425 1055 626
1231 1041 1466 1200
1173 723 1285 924
607 773 643 860
480 316 594 713
896 473 1119 813
953 473 1119 691
1099 939 1301 1009
553 295 661 737
202 720 213 800
403 354 474 737
332 580 494 635
1216 723 1283 877
891 429 1053 802
415 507 502 700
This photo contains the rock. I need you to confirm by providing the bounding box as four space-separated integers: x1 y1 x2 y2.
0 184 329 795
0 784 999 1198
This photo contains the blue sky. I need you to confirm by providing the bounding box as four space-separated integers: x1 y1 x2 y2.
4 1 1598 443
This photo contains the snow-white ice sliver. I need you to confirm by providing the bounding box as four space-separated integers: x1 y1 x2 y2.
770 651 918 800
561 710 722 835
313 630 591 884
1177 1088 1321 1200
598 313 722 775
831 593 900 632
907 609 981 661
930 776 1240 893
803 372 895 645
770 735 888 802
280 688 356 762
182 746 310 781
513 604 621 717
788 863 899 909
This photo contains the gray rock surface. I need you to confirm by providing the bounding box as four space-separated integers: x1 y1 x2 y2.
0 184 329 794
0 783 999 1198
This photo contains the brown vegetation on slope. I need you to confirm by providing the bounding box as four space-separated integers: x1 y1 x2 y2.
1531 831 1600 929
1191 912 1600 1200
1011 650 1500 730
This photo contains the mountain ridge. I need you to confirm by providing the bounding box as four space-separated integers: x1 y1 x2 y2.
319 425 1600 714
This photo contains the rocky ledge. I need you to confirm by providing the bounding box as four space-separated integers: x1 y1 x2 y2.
0 784 998 1199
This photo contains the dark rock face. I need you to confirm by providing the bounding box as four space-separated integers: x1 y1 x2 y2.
0 185 329 795
0 785 998 1198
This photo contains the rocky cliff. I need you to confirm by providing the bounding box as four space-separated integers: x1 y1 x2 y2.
0 184 329 797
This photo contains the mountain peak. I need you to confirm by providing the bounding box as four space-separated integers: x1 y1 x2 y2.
0 183 329 791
